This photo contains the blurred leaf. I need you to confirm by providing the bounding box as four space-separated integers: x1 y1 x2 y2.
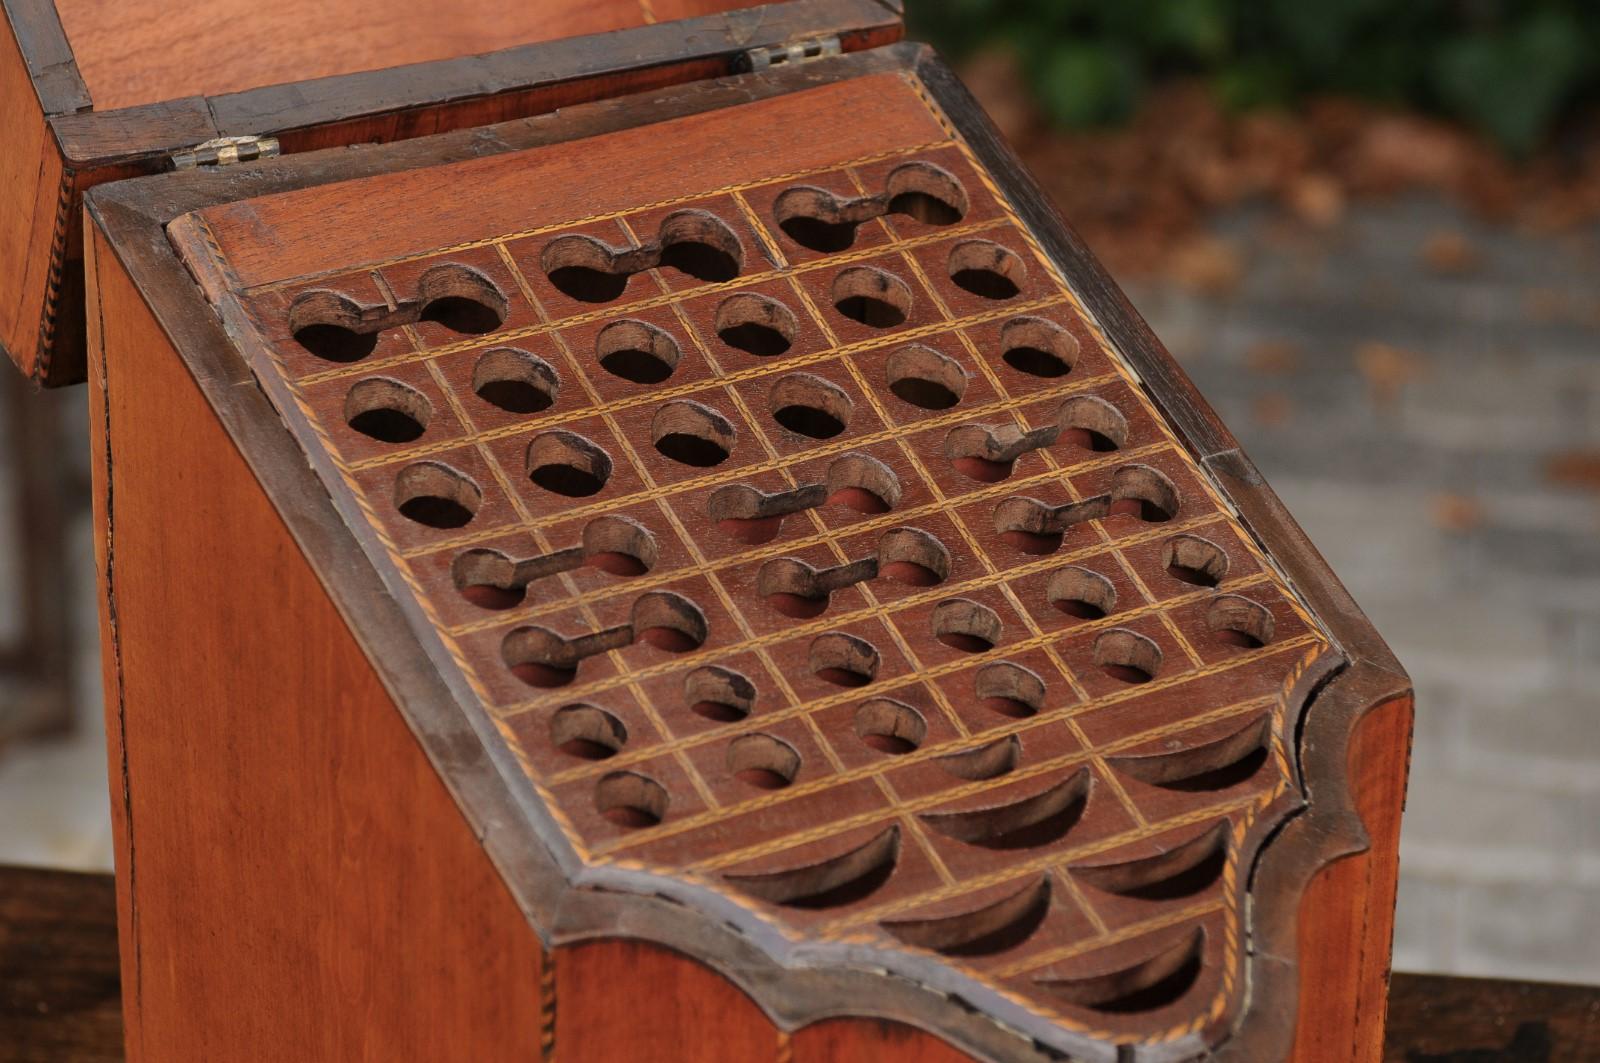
1213 58 1294 111
1146 0 1232 59
1432 11 1585 155
914 0 1600 153
1028 44 1143 128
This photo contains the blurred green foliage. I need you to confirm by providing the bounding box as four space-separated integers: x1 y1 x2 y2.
908 1 1597 154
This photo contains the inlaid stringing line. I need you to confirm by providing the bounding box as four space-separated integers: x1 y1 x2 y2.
245 139 957 295
288 217 1015 387
501 223 723 812
537 572 1282 784
864 174 1160 834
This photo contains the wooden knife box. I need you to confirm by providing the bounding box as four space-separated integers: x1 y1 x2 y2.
66 5 1411 1061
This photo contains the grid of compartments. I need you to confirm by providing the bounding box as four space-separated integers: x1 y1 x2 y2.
240 140 1331 1032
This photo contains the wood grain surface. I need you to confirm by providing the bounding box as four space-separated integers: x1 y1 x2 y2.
52 0 765 110
85 224 547 1062
5 865 1597 1063
0 866 122 1063
1291 694 1414 1063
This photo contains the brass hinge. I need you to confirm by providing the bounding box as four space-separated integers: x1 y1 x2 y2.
741 35 843 72
170 135 281 170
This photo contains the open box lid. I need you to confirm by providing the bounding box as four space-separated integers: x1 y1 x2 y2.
0 0 903 385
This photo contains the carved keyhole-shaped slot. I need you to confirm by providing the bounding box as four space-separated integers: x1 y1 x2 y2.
773 162 969 253
472 348 559 414
344 378 432 444
394 461 481 529
715 293 797 357
289 291 382 363
1109 465 1180 523
975 661 1046 719
550 704 628 761
1000 316 1079 379
1206 595 1275 650
1164 535 1228 588
1057 395 1129 453
933 598 1003 653
684 665 757 723
452 515 658 611
1094 629 1163 685
757 528 951 618
653 400 735 468
770 372 855 440
526 430 613 497
727 733 801 790
541 210 744 303
595 770 668 829
809 632 881 688
289 266 507 361
994 464 1179 555
886 344 968 411
832 266 913 328
655 210 744 283
948 240 1026 300
946 395 1127 484
415 263 508 335
502 591 707 688
706 452 901 545
1047 566 1117 621
855 698 927 755
596 319 681 384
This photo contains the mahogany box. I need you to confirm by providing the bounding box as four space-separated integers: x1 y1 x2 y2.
9 2 1412 1060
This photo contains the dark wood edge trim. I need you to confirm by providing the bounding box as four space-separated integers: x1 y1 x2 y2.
48 0 901 166
0 0 90 114
1213 665 1413 1063
86 47 1406 1062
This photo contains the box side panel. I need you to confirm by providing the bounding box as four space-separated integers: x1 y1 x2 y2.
86 220 547 1062
1289 693 1413 1063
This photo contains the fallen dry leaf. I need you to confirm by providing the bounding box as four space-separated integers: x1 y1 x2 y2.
1252 392 1293 428
1545 451 1600 493
1284 173 1345 227
993 77 1600 284
1355 342 1425 408
1421 229 1481 275
1431 493 1484 533
1167 237 1244 297
1244 339 1300 375
1521 287 1572 323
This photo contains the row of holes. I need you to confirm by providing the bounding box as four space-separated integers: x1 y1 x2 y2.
292 236 1031 368
497 581 1273 694
389 402 1155 532
586 592 1269 826
289 160 983 362
450 515 1240 656
342 310 1084 447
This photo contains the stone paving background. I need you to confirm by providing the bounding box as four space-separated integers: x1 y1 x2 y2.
0 194 1596 985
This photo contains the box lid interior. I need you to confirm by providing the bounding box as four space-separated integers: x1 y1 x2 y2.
50 0 810 111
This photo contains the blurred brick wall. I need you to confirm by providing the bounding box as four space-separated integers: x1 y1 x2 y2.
1129 197 1600 984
